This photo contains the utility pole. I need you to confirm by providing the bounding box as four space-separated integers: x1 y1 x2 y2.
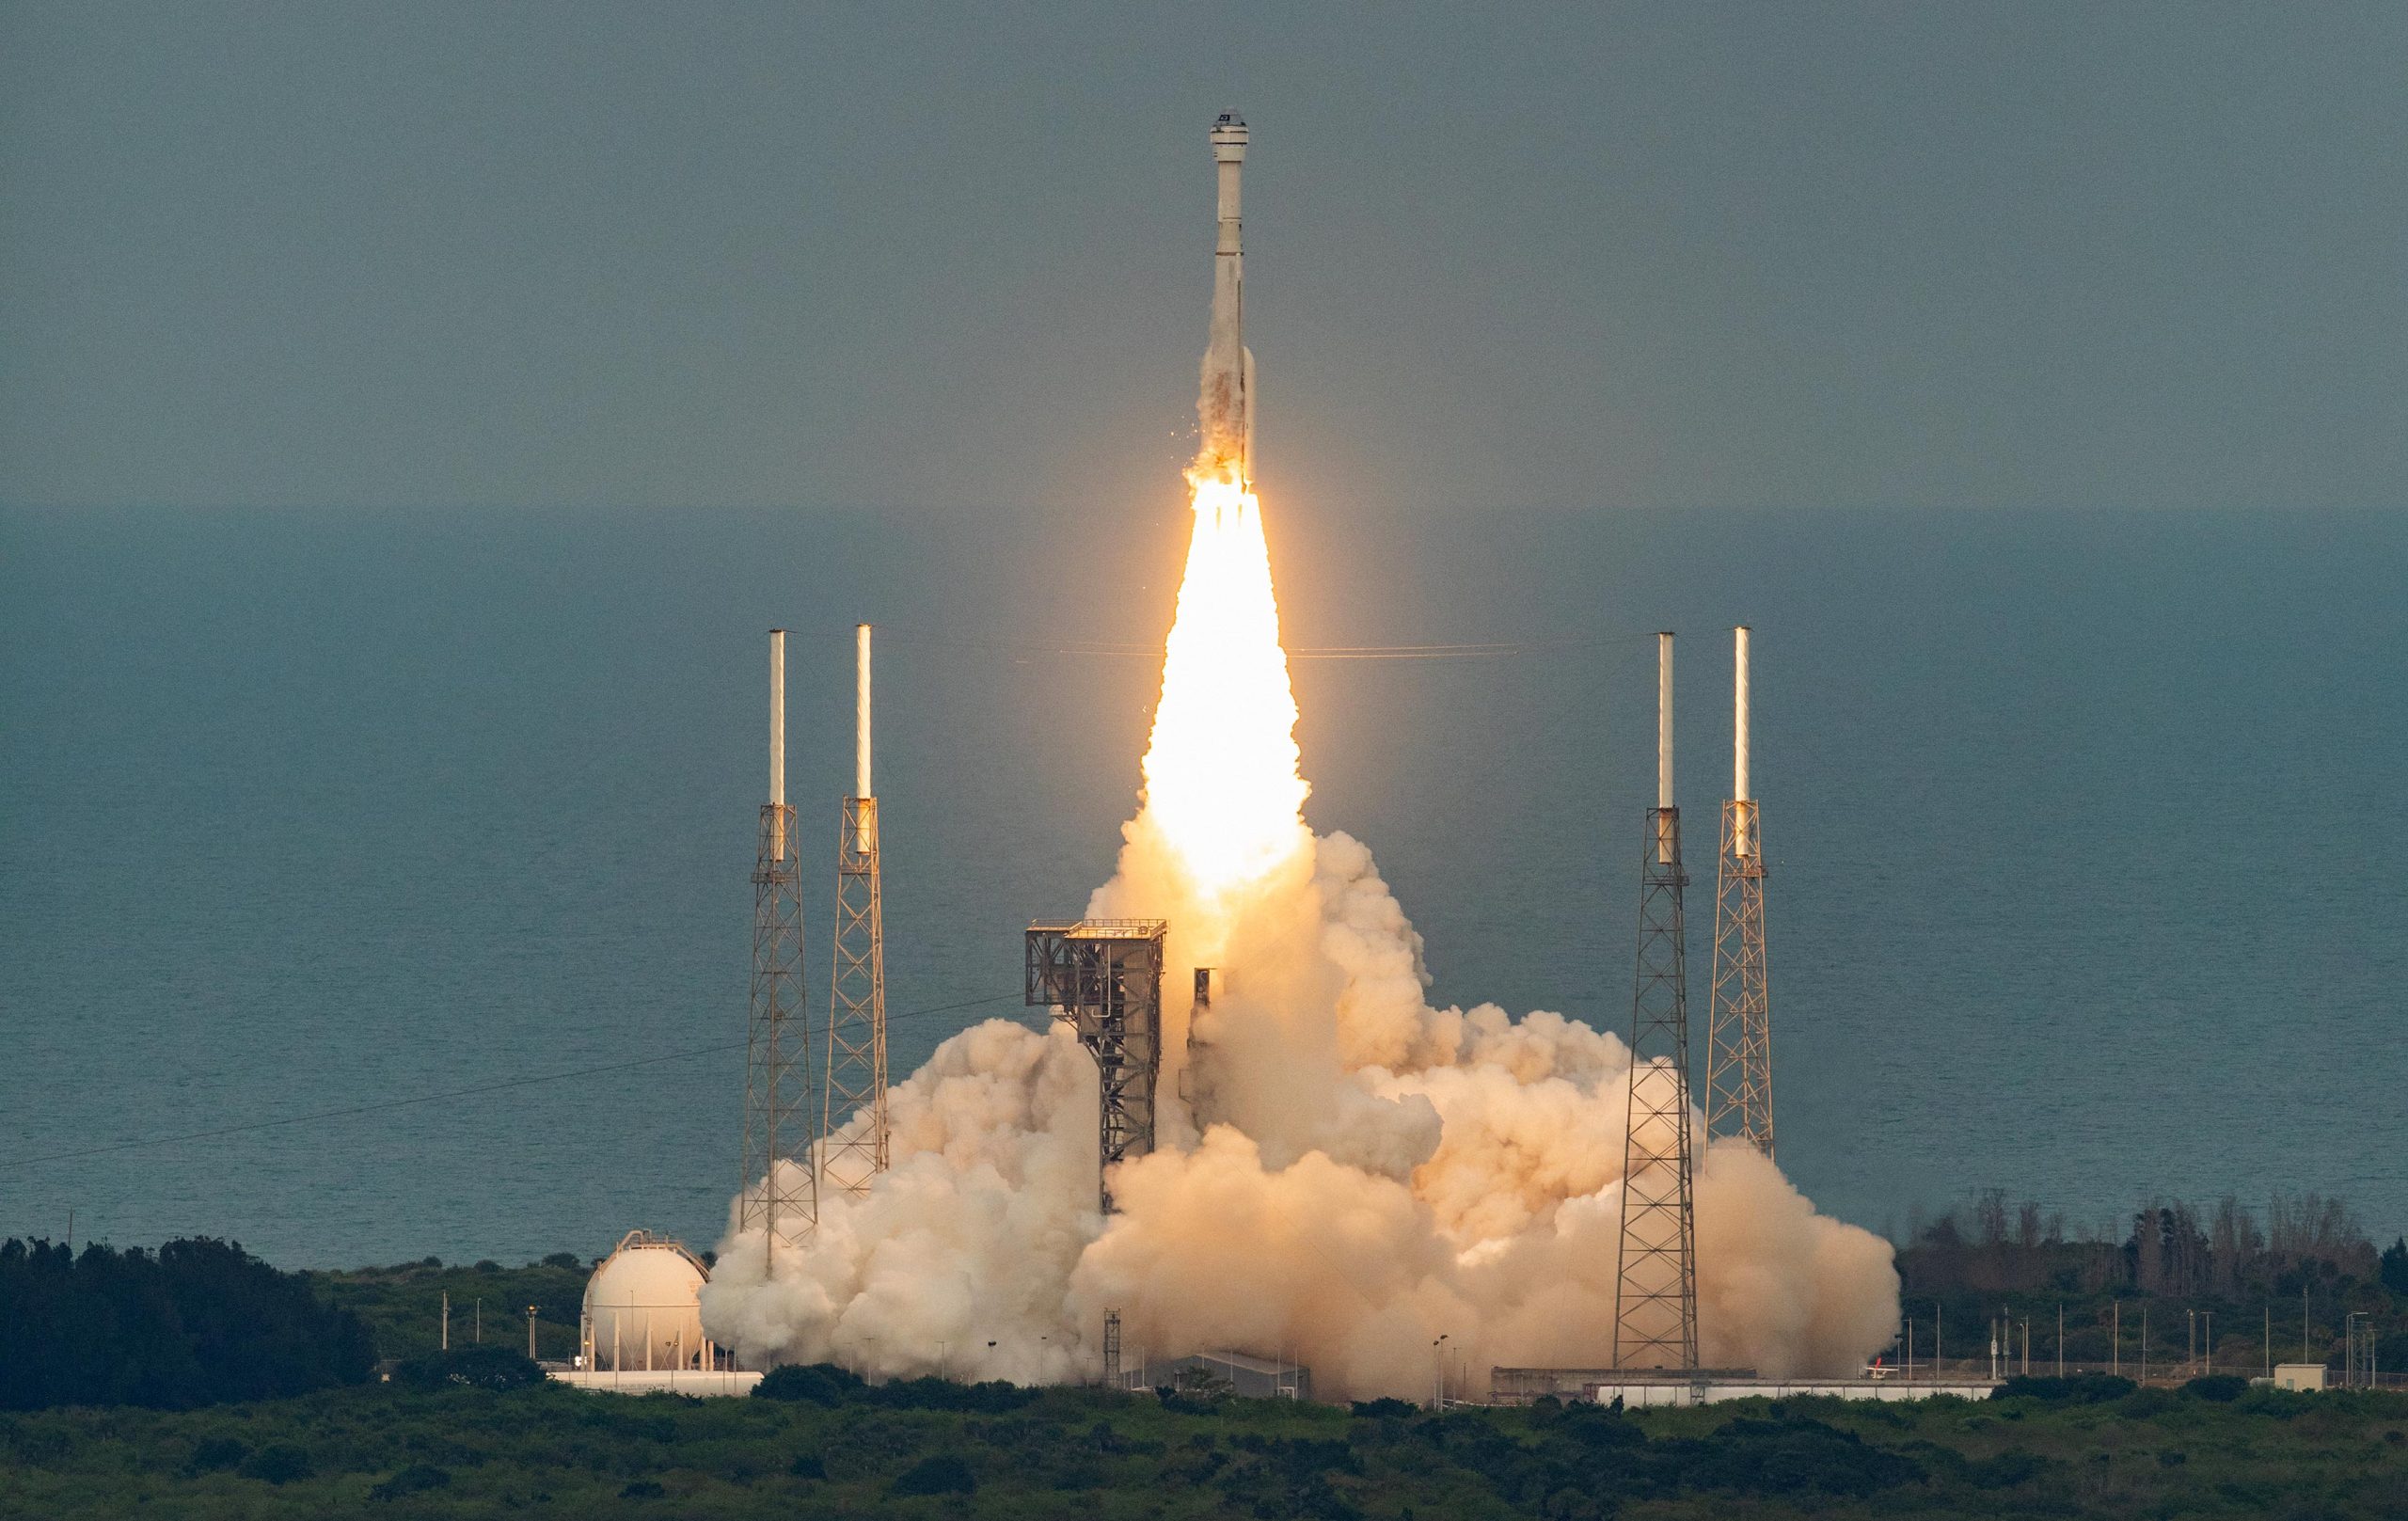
1432 1335 1450 1409
475 1298 483 1344
2113 1300 2119 1379
527 1306 539 1361
2304 1282 2310 1367
441 1291 450 1354
2141 1304 2148 1386
2057 1304 2064 1377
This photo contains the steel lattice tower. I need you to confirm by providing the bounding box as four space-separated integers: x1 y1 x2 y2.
1614 632 1699 1370
741 630 816 1259
823 625 890 1197
1707 626 1774 1157
1025 919 1167 1213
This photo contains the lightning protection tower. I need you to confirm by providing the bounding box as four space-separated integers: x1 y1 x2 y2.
1707 626 1774 1157
822 623 891 1197
1614 632 1700 1370
741 629 816 1260
1024 919 1167 1213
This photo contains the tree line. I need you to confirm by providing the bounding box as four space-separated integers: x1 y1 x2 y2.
0 1237 374 1410
1898 1188 2408 1299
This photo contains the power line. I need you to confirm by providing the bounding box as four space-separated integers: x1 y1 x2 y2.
2 992 1024 1171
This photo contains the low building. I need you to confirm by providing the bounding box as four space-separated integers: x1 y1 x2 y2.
1132 1351 1311 1401
2271 1363 2327 1392
1495 1367 1997 1407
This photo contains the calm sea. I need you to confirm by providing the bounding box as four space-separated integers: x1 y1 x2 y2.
4 502 2402 1266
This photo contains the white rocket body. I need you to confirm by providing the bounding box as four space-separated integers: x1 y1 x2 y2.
1202 113 1255 483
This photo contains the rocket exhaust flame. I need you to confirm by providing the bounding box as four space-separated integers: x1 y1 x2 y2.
1139 476 1309 915
700 116 1899 1400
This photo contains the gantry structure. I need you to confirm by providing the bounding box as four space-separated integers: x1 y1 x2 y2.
1706 626 1775 1158
1614 632 1699 1370
823 624 890 1197
1024 919 1167 1213
741 629 816 1259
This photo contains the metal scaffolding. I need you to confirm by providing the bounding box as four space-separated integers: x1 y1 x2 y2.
1706 626 1773 1158
1706 798 1773 1156
822 626 889 1197
1102 1309 1124 1388
1025 919 1167 1213
1615 633 1698 1370
822 798 889 1196
741 631 815 1257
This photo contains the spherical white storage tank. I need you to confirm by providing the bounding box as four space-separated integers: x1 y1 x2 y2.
583 1230 708 1371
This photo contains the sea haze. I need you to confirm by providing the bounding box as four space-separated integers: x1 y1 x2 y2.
2 502 2402 1266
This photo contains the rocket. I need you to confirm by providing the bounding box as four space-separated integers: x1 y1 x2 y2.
1200 112 1257 484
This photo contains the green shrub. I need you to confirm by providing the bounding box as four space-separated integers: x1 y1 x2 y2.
753 1362 864 1404
787 1452 825 1479
1963 1449 2049 1488
1991 1373 2136 1403
369 1463 451 1500
2119 1387 2178 1418
238 1444 313 1484
892 1453 976 1497
2184 1374 2249 1402
619 1478 665 1497
183 1435 247 1474
391 1345 544 1391
1352 1398 1418 1418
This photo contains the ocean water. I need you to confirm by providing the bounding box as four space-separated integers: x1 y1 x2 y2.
4 502 2403 1267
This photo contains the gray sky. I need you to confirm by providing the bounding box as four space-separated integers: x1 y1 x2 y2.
3 1 2401 515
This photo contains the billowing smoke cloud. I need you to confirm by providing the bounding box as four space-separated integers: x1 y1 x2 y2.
700 817 1898 1399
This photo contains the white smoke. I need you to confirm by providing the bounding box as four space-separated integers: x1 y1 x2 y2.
701 817 1899 1399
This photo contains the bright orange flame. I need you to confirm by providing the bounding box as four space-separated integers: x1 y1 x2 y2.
1136 468 1311 904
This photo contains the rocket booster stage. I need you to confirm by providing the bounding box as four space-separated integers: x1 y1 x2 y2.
1200 112 1256 483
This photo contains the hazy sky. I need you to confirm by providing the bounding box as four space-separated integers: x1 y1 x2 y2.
3 2 2400 515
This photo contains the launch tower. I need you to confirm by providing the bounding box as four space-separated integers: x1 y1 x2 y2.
1706 626 1774 1157
822 624 891 1196
1024 919 1167 1213
741 630 816 1257
1613 632 1700 1369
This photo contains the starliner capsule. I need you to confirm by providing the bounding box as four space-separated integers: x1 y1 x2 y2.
1199 112 1257 484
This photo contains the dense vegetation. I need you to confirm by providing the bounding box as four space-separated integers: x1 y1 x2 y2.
5 1364 2408 1518
0 1239 372 1411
